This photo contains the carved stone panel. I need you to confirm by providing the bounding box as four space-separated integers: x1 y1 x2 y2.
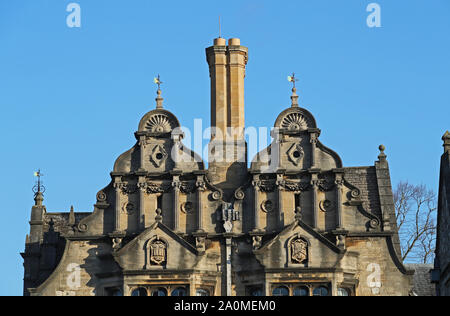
150 144 168 167
291 237 308 264
287 143 305 166
149 238 167 265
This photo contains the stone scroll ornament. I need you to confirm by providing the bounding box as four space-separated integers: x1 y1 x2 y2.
291 238 308 264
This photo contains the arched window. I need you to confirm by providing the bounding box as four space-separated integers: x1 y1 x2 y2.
131 287 148 296
196 289 210 296
151 288 167 296
337 288 350 296
313 286 329 296
172 287 188 296
293 286 309 296
272 286 289 296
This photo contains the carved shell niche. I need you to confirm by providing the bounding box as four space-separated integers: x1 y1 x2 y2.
145 114 173 133
281 113 308 131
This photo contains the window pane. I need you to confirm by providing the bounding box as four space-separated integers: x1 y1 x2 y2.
196 289 210 296
272 286 289 296
293 286 309 296
250 288 263 296
152 288 167 296
337 288 349 296
172 287 187 296
313 286 329 296
131 288 147 296
111 289 123 296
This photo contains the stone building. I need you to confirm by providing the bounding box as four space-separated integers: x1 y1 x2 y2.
22 37 414 296
432 131 450 296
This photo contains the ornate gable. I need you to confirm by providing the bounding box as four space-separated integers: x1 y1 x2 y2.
114 220 198 271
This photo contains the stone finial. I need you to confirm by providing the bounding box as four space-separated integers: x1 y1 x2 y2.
155 89 163 109
34 191 44 206
443 131 450 153
68 206 76 226
291 87 299 107
155 208 163 222
378 144 387 161
153 75 164 109
288 73 299 107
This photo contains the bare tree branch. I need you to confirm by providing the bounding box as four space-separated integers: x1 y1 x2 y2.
393 181 437 263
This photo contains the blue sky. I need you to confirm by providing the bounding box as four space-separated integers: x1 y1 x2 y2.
0 0 448 295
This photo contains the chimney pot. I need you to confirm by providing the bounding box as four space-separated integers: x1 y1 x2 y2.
228 38 240 46
214 38 226 46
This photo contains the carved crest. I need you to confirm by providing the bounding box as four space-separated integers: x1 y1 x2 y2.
150 238 167 265
291 238 308 264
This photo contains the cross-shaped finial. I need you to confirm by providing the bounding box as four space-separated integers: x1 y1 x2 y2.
153 74 163 90
288 73 299 89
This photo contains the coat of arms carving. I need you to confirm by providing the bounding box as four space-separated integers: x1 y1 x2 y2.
291 238 308 264
150 238 167 265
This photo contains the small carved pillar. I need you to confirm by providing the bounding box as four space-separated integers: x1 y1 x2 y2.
309 133 317 168
171 129 184 169
171 173 181 232
195 175 206 232
137 176 147 231
334 172 344 229
138 136 147 171
252 175 262 232
225 236 233 296
276 171 285 228
113 177 123 233
265 128 282 173
310 172 319 229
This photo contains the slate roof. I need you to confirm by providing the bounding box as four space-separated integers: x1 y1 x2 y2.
405 264 436 296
